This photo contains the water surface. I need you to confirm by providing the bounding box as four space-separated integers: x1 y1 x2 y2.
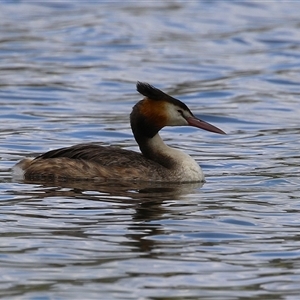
1 1 300 299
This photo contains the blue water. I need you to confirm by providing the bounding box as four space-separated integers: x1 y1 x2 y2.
1 1 300 299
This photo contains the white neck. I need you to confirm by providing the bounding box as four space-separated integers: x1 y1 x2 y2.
143 134 205 182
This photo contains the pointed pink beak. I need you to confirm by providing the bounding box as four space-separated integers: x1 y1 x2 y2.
186 117 226 134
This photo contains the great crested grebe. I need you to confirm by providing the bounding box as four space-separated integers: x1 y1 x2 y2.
13 82 225 183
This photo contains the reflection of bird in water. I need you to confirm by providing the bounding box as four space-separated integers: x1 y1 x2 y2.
16 180 204 202
13 82 225 183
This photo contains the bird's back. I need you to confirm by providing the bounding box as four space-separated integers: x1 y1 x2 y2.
15 144 171 182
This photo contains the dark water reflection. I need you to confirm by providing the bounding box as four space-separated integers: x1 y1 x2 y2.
1 1 300 299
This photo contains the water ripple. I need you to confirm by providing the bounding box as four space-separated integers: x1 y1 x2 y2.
1 1 300 299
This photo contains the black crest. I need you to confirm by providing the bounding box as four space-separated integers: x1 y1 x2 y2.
136 81 191 112
136 82 170 101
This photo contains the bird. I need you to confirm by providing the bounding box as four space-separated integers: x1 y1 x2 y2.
13 82 225 183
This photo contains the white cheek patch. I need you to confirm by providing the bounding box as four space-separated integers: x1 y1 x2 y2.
165 103 190 126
